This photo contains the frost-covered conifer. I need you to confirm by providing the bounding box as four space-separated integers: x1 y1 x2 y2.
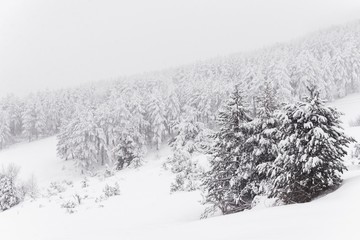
203 86 254 214
263 87 354 203
168 106 205 154
166 90 181 134
166 106 209 192
22 99 46 141
147 92 167 150
0 110 11 149
0 174 20 211
247 79 280 195
110 99 142 169
57 110 99 168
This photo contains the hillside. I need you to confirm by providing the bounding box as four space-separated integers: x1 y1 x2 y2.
0 93 360 240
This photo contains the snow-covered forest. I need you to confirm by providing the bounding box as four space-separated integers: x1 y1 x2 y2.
1 16 360 240
1 21 360 153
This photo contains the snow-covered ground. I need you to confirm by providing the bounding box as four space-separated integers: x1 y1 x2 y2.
330 92 360 127
1 93 360 240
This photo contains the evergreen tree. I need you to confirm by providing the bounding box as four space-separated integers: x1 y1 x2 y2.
1 95 23 137
166 106 210 192
166 90 181 134
0 175 20 211
203 86 254 214
0 110 11 149
110 99 145 169
57 110 99 169
263 88 354 204
168 106 204 154
22 99 45 141
147 92 167 150
247 79 280 195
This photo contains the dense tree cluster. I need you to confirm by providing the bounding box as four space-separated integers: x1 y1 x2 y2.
0 21 359 173
203 85 354 215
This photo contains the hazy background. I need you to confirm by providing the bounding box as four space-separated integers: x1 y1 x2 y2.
1 0 360 97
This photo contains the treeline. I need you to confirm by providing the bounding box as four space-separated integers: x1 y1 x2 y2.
0 21 360 169
0 84 111 149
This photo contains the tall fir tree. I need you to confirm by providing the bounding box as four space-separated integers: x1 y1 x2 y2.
57 110 99 169
22 99 45 141
263 87 354 204
247 79 281 195
147 92 167 150
203 86 254 214
0 110 11 149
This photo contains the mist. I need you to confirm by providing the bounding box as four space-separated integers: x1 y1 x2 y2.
1 0 360 97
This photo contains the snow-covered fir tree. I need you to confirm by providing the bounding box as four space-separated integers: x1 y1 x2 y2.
261 87 355 204
168 106 205 155
166 106 210 192
203 86 255 214
0 110 11 149
110 98 145 169
246 79 281 196
165 89 181 134
57 110 99 169
0 174 20 211
147 91 167 150
22 98 46 141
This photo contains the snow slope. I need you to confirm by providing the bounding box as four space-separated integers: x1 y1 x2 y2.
330 92 360 127
0 137 80 188
0 93 360 240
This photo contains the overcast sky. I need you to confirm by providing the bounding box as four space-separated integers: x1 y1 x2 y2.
1 0 360 97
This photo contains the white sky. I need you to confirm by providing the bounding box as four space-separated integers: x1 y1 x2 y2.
1 0 360 97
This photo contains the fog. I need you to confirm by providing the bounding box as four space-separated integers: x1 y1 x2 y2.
1 0 360 97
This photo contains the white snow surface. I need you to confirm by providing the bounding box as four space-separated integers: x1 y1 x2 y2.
0 93 360 239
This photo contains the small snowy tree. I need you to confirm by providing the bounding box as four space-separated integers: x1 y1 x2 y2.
263 88 354 204
0 164 22 211
168 106 206 154
166 106 211 192
0 110 12 149
0 175 20 211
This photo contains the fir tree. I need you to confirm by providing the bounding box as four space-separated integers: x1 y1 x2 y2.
147 92 167 150
0 110 11 149
0 175 20 211
263 87 354 204
111 99 144 169
203 86 254 214
57 110 99 169
247 79 280 195
22 99 45 141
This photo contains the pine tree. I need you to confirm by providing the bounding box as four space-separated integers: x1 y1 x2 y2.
57 110 99 169
22 99 46 141
264 87 354 204
111 99 144 169
166 90 181 134
1 95 23 137
0 174 20 211
0 110 11 149
203 86 254 214
247 79 280 195
166 106 209 192
168 106 204 154
147 92 167 150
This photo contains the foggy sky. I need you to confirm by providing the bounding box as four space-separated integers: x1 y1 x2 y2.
1 0 360 97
